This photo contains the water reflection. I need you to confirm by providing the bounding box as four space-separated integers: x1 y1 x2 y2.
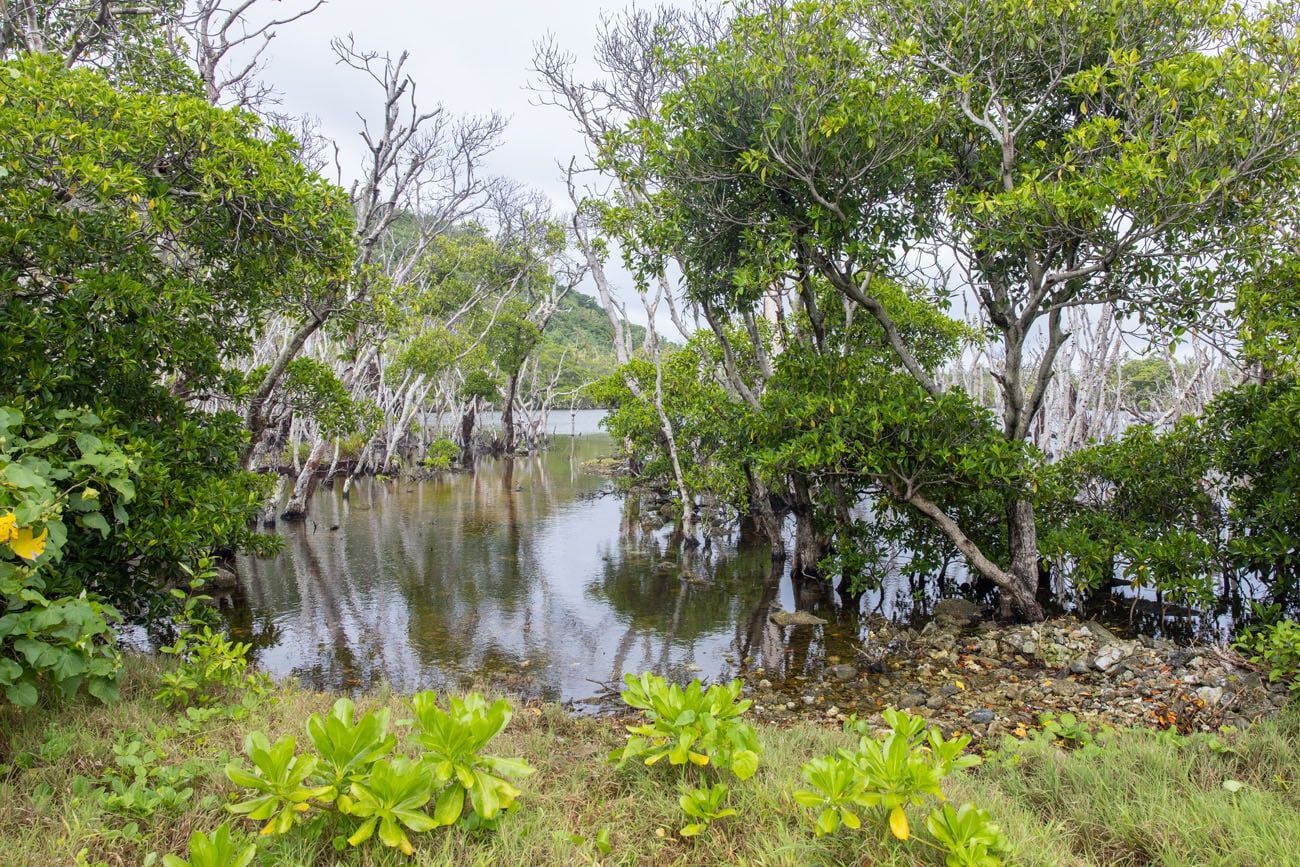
229 430 1242 703
234 435 827 702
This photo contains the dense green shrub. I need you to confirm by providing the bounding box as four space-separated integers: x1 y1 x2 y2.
1236 618 1300 696
1042 375 1300 613
0 55 352 612
224 692 534 856
421 439 460 471
0 407 137 707
609 672 761 781
795 708 1004 863
609 673 761 837
162 823 256 867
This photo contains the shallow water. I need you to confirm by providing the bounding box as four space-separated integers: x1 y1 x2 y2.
223 429 1241 705
228 434 870 703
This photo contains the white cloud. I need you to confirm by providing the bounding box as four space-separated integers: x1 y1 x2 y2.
254 0 687 338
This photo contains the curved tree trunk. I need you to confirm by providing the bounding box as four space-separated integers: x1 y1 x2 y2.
906 490 1045 621
281 439 329 520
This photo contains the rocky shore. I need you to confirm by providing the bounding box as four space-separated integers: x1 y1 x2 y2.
747 601 1292 742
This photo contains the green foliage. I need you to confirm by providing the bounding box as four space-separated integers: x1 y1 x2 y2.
1037 712 1101 750
0 407 132 707
161 823 256 867
306 698 396 796
421 439 460 472
409 690 536 827
795 708 983 857
1043 374 1300 609
677 782 736 837
153 563 270 709
97 735 205 818
281 358 376 440
926 802 1010 867
591 0 1300 619
609 672 761 781
223 691 532 856
1236 619 1300 696
534 291 648 397
1041 420 1222 604
1205 379 1300 594
155 626 268 708
0 54 352 611
224 733 332 835
337 757 440 856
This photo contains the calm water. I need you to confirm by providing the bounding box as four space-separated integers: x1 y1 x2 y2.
222 423 1238 704
227 432 904 705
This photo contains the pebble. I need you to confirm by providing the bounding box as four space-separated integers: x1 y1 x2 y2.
743 614 1284 742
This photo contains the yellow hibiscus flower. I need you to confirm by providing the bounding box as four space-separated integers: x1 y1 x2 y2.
8 525 48 561
0 513 16 544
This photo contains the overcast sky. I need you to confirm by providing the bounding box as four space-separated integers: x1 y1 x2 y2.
257 0 685 335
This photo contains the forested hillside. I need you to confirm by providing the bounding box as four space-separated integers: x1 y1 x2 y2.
535 290 649 400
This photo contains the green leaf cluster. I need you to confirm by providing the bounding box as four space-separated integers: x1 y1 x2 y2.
794 708 996 863
610 672 761 781
0 406 133 707
224 692 533 855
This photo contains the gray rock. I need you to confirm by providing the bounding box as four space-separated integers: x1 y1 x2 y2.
967 709 995 724
1196 686 1224 706
1069 656 1091 675
770 609 827 627
1052 680 1080 698
899 692 927 708
933 598 983 624
828 664 857 682
1093 643 1133 672
210 566 239 590
925 694 948 710
1084 620 1122 646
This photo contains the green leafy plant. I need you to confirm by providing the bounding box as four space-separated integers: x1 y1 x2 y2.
562 826 613 860
421 440 459 472
154 563 270 709
795 708 979 842
409 691 535 827
1038 712 1097 749
1235 618 1300 695
162 824 256 867
97 735 205 818
0 407 132 708
156 626 268 707
678 782 737 837
337 757 440 856
306 698 396 798
225 733 331 835
926 802 1009 867
609 673 760 780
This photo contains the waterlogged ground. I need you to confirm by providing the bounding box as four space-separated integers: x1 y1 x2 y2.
222 427 1259 725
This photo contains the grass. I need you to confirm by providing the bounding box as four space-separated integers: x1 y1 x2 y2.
0 657 1296 867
